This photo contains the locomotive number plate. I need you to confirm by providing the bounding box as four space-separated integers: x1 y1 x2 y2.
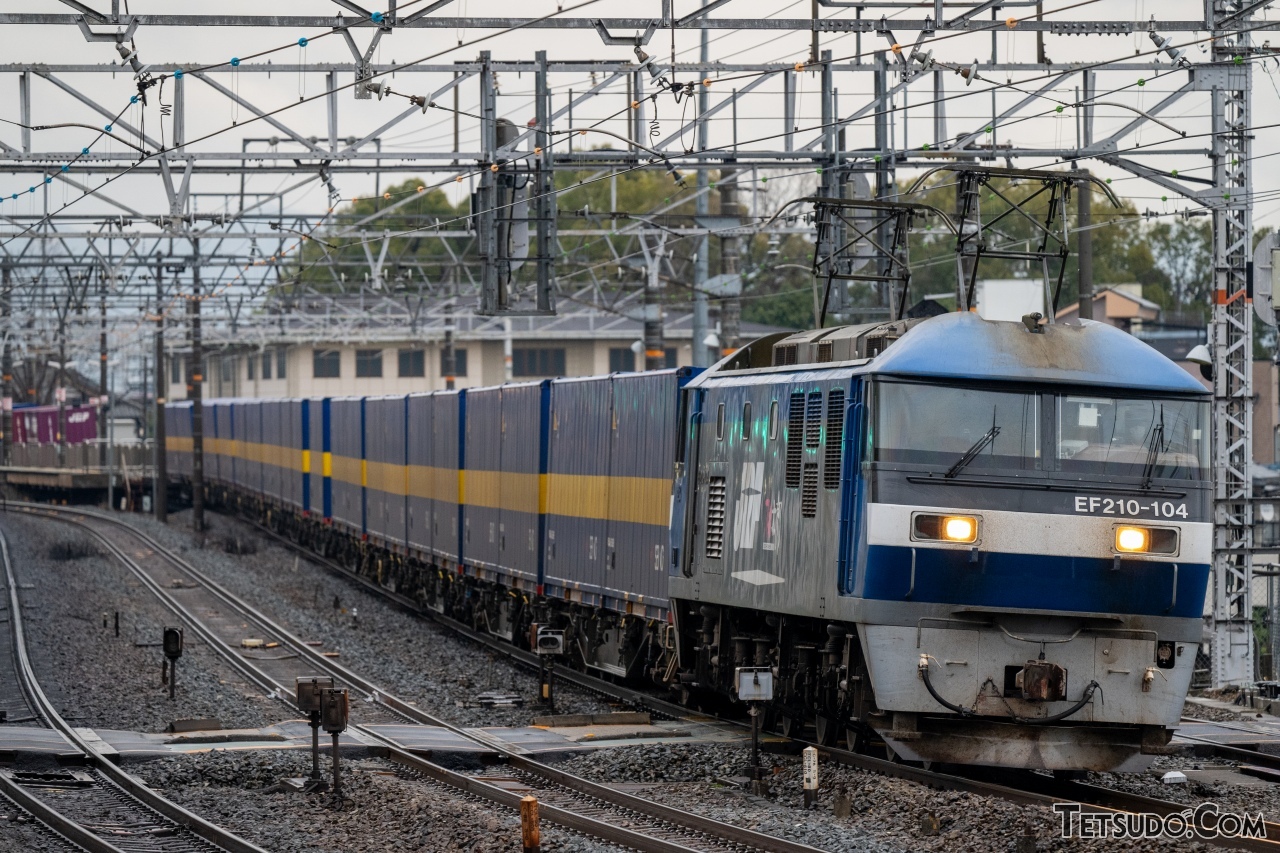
1073 496 1189 519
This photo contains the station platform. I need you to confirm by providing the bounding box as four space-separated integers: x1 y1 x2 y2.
0 465 129 490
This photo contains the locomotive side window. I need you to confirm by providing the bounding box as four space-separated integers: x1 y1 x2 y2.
716 403 726 441
741 402 752 440
768 400 779 440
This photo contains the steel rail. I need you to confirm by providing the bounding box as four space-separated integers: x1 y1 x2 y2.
228 507 1280 853
0 534 124 853
0 525 268 853
13 503 829 853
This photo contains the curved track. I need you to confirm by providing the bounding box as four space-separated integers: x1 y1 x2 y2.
12 503 834 853
0 524 267 853
229 506 1280 853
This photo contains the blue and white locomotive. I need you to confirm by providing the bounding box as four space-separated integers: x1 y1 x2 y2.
668 311 1210 772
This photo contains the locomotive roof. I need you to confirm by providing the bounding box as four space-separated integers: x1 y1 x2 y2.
870 312 1209 394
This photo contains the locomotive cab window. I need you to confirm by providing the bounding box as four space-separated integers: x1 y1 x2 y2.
1058 395 1208 480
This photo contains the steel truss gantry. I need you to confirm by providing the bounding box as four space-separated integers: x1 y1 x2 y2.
0 1 1274 685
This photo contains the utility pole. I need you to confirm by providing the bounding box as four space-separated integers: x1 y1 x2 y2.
644 234 667 370
1077 175 1093 321
154 253 167 523
719 170 742 356
443 268 456 391
1208 0 1255 686
692 2 711 367
57 307 67 466
99 270 108 468
189 238 205 536
1 263 10 467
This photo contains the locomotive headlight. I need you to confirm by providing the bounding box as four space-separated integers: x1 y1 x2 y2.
943 516 977 543
1116 526 1150 553
912 513 980 544
1113 525 1179 556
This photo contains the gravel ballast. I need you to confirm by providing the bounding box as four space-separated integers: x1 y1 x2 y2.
133 749 616 853
548 742 1250 853
0 512 277 733
129 509 615 728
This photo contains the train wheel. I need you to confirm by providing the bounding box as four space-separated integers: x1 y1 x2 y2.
814 714 839 747
779 713 800 738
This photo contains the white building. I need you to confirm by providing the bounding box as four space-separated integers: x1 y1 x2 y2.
165 290 781 400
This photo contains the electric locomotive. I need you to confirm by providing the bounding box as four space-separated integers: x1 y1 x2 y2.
668 311 1210 772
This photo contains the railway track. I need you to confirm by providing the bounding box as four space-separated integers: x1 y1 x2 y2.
0 527 267 853
221 506 1280 853
10 503 833 853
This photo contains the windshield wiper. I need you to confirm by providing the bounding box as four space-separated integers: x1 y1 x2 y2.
945 421 1002 479
1140 408 1167 490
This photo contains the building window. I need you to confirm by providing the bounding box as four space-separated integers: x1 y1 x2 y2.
513 348 565 377
608 347 635 373
398 349 425 378
313 349 341 379
664 347 677 369
439 348 468 377
277 348 287 379
247 355 256 381
220 358 233 382
170 356 181 385
261 352 272 380
355 349 383 378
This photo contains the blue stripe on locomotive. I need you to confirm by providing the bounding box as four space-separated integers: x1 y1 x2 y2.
859 545 1210 618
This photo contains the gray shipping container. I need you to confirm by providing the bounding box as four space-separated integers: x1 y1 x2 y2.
329 396 365 535
365 395 408 549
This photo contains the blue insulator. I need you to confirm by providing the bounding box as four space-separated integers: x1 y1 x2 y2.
174 68 184 79
44 176 51 184
371 11 383 21
81 147 89 155
61 164 69 172
130 95 138 104
231 57 241 67
298 37 308 47
104 124 113 132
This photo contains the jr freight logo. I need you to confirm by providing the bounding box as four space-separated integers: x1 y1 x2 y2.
1053 803 1267 842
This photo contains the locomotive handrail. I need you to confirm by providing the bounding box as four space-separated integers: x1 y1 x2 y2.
995 624 1083 645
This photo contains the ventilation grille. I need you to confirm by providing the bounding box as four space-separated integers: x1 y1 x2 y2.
705 476 726 558
825 389 845 490
786 392 805 488
801 463 819 518
774 344 799 366
865 336 889 359
817 341 833 363
805 392 822 447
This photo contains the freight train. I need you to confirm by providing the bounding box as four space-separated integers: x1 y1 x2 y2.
165 311 1211 773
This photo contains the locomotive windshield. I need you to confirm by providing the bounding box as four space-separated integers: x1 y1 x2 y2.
872 381 1209 482
874 384 1041 473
